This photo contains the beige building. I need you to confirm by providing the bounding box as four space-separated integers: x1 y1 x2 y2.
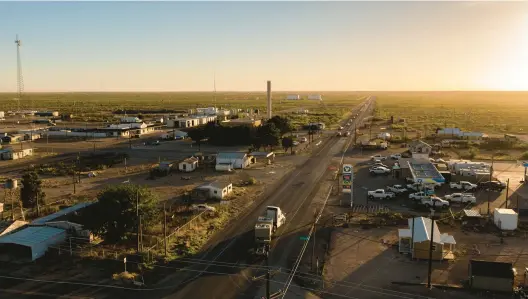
398 217 455 260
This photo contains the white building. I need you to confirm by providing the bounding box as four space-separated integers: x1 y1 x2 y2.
179 157 198 172
195 107 218 116
307 94 322 101
194 181 233 200
286 95 301 100
167 116 217 128
493 208 518 231
0 148 34 160
0 111 4 120
216 152 252 170
120 117 142 123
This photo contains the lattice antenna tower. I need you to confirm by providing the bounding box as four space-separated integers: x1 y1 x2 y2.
15 35 24 112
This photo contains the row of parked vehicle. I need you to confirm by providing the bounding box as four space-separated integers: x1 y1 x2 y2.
367 179 507 209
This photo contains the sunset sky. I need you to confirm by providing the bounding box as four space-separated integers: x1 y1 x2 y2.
0 1 527 92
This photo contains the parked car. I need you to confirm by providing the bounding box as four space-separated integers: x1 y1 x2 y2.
386 185 407 194
337 132 342 137
373 162 389 168
293 141 300 146
478 180 506 191
345 131 351 137
300 137 308 143
191 204 216 212
450 181 477 191
370 154 387 161
444 193 476 204
409 191 430 201
390 153 402 160
367 189 395 199
338 126 344 130
369 166 391 175
421 197 450 208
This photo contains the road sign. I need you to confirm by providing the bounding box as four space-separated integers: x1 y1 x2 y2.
300 236 310 241
343 164 353 174
342 185 351 189
123 257 127 264
343 174 352 181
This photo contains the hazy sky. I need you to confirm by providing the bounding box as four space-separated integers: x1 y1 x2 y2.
0 1 528 92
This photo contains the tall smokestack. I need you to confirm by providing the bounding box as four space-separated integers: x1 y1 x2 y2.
267 80 272 119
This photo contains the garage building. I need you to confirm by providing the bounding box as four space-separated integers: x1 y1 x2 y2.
0 226 66 261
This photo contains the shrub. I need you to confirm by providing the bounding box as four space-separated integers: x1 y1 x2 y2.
468 147 479 159
520 151 528 160
248 177 257 185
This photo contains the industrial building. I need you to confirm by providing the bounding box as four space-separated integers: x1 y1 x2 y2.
286 95 301 100
166 115 217 128
435 127 487 140
0 226 66 261
216 152 253 170
221 119 262 127
398 217 456 260
0 148 34 160
307 94 322 101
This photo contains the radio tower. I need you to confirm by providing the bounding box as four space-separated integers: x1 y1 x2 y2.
15 34 24 112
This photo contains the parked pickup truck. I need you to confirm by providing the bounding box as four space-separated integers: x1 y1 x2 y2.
409 191 431 201
421 197 450 208
386 185 407 194
444 193 476 204
370 154 387 161
368 189 396 200
390 153 402 160
450 181 477 191
478 181 506 191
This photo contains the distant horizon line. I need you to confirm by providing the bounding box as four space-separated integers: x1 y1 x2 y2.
1 90 527 94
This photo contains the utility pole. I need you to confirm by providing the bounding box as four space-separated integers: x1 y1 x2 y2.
36 191 40 217
164 202 168 256
427 200 437 289
266 257 270 299
505 178 510 208
136 188 140 253
15 35 24 113
488 155 494 216
311 212 317 271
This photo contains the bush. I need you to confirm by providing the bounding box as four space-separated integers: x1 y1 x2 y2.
248 177 257 185
520 151 528 160
469 147 479 159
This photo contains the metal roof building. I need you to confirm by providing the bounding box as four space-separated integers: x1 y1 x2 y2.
0 226 66 261
31 202 94 225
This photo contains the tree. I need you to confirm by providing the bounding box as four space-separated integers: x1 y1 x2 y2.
267 116 293 136
258 123 281 150
282 137 293 152
187 128 206 151
251 137 262 152
20 171 45 209
76 185 159 242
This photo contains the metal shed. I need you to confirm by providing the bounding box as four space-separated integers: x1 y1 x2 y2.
0 226 66 261
31 202 94 225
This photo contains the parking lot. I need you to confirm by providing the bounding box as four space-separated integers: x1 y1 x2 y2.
334 146 525 218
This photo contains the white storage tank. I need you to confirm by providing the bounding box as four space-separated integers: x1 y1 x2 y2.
493 208 518 231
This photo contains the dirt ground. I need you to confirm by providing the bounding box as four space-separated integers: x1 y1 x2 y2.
324 225 527 299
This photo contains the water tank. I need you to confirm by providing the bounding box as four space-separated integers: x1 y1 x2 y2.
5 178 18 189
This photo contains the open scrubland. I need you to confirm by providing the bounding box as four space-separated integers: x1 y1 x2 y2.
0 92 363 127
374 91 528 135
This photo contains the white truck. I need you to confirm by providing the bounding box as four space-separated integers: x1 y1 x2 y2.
444 193 476 204
421 197 450 208
367 189 395 200
409 191 431 201
386 185 407 194
450 181 477 191
254 206 287 257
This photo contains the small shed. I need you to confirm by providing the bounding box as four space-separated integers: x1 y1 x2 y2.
250 151 275 164
179 157 198 172
469 260 515 293
194 181 233 200
409 140 432 154
0 226 66 261
493 208 518 231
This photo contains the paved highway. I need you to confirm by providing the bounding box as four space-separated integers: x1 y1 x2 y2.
0 97 374 299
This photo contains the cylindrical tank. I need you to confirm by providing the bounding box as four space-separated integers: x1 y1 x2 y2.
5 179 18 189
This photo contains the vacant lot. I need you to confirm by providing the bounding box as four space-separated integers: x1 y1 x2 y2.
374 92 528 135
325 226 522 299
